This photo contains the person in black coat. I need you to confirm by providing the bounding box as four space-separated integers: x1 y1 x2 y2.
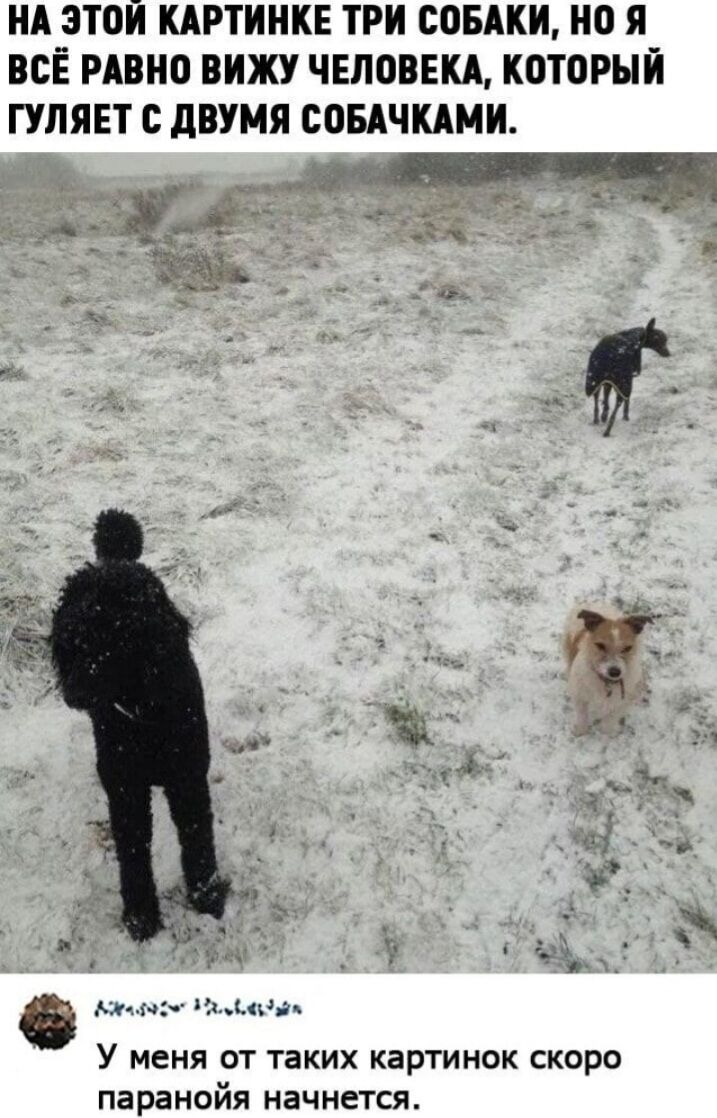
586 317 670 436
51 509 227 941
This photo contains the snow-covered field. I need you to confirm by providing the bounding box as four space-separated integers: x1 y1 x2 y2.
1 168 716 973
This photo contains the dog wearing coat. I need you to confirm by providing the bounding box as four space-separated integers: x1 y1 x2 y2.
50 509 227 941
563 604 654 736
586 317 670 436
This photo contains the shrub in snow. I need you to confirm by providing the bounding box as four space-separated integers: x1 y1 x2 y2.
150 239 248 292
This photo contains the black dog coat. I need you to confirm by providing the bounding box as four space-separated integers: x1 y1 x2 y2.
585 317 670 436
585 326 645 402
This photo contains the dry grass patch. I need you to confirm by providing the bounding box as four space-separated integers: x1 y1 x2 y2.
150 239 249 291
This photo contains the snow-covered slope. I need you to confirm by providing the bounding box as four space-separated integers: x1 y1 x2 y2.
1 172 715 972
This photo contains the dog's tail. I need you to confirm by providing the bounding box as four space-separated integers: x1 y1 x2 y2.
93 508 144 561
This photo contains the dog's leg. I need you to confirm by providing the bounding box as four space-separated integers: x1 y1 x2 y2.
623 396 630 421
572 701 590 737
592 390 600 424
104 782 161 941
601 383 611 423
599 712 623 736
603 395 622 437
165 777 228 919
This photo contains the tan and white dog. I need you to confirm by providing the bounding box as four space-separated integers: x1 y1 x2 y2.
563 603 653 735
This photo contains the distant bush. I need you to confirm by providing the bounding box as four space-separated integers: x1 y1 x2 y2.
395 152 693 182
126 181 239 235
155 185 238 235
0 153 81 190
302 154 394 187
302 152 715 188
150 238 249 291
50 216 78 237
391 152 549 183
126 181 187 232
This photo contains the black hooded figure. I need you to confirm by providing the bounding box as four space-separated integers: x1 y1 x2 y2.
51 509 227 941
585 316 671 436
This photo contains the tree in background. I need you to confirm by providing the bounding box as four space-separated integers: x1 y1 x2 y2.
0 154 82 189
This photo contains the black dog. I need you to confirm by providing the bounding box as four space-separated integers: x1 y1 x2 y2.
51 510 227 941
585 317 670 437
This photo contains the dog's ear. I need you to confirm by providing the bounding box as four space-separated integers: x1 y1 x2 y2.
578 609 605 632
646 317 656 335
625 614 654 634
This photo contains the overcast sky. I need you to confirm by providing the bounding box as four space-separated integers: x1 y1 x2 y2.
73 153 305 176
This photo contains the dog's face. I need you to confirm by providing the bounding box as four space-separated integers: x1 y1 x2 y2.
577 610 652 683
645 317 670 357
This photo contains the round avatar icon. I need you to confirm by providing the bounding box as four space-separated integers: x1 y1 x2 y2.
19 994 77 1050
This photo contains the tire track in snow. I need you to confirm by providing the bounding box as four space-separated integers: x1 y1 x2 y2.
282 200 716 972
495 204 717 971
232 200 655 971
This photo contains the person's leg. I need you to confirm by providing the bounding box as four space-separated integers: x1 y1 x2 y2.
165 775 227 918
103 779 161 940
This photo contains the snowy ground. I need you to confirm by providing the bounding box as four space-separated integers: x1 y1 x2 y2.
1 168 716 973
